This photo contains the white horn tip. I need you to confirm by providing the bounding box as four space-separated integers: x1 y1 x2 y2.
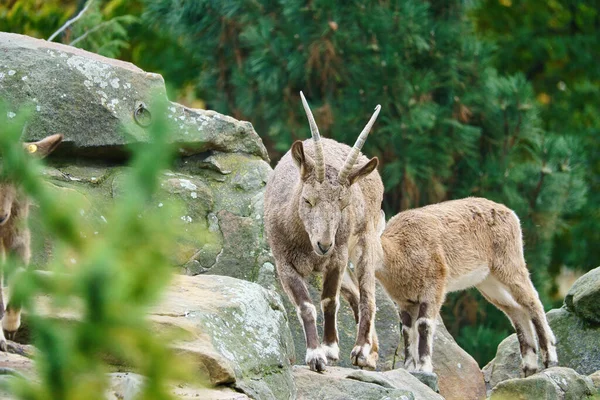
375 104 381 112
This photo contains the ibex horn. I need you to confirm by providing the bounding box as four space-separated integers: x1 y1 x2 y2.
338 104 381 184
300 91 326 182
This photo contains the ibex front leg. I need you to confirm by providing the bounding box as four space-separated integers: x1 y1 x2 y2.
279 262 326 371
0 240 6 351
321 264 344 363
2 232 30 340
350 239 378 369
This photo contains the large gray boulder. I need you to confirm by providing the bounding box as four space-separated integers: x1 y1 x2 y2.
1 32 272 282
0 32 268 161
22 274 296 400
489 367 596 400
565 267 600 324
395 317 486 400
293 366 443 400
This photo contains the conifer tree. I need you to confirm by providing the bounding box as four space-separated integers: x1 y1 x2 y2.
144 0 587 365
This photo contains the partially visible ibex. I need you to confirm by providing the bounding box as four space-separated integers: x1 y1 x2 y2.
0 134 64 350
377 197 558 376
264 93 383 371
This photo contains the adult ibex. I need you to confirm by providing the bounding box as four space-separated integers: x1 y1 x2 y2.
264 93 383 371
377 197 558 376
0 134 64 350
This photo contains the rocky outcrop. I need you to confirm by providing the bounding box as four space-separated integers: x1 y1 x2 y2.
0 32 268 161
22 274 296 399
488 367 596 400
107 372 251 400
293 366 443 400
2 31 404 376
396 317 486 400
564 267 600 324
0 32 273 282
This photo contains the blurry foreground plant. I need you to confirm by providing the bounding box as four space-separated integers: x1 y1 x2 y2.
0 99 190 400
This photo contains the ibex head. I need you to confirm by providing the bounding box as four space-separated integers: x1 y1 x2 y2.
293 92 380 256
0 134 63 225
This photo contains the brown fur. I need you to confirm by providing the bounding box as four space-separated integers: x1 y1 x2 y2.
0 134 63 350
265 134 384 371
377 197 558 376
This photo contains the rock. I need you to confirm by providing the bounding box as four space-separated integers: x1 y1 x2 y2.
483 307 600 392
381 369 442 398
26 152 272 281
0 351 37 400
489 367 596 400
0 32 268 161
589 370 600 391
0 351 35 378
406 371 439 392
148 275 297 399
565 267 600 324
396 316 486 400
293 365 443 400
107 372 250 400
24 274 296 400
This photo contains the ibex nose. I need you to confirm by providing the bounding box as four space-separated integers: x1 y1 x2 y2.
0 214 8 225
317 241 332 255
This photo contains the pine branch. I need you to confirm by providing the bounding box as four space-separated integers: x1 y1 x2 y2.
69 19 113 46
48 0 94 42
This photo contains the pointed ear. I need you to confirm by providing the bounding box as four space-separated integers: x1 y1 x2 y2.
347 157 378 186
23 134 63 158
291 140 316 181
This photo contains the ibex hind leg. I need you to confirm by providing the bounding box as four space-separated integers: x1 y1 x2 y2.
0 272 6 352
397 303 418 371
413 301 440 373
477 277 540 377
500 274 557 370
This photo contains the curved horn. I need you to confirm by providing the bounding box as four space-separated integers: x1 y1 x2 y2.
338 104 381 184
300 91 325 182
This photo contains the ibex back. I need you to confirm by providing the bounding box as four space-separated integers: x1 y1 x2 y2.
377 197 558 376
0 134 63 350
264 93 383 371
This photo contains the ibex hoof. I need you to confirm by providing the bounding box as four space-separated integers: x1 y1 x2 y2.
2 308 21 335
321 342 339 363
306 348 327 372
545 360 559 369
351 344 377 370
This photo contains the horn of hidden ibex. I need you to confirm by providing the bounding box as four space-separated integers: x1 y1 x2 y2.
0 133 64 350
376 197 558 377
264 92 383 371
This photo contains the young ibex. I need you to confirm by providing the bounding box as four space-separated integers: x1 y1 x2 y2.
376 197 558 376
0 134 64 350
264 92 383 371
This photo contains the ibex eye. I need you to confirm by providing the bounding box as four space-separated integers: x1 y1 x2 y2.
304 198 312 206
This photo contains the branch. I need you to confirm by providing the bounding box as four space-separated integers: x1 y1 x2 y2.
69 19 113 46
48 0 94 42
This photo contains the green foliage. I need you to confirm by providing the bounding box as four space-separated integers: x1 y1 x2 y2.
472 0 600 274
0 99 190 400
144 0 589 365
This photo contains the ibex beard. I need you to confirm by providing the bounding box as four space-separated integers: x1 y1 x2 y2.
0 133 63 350
264 92 384 372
